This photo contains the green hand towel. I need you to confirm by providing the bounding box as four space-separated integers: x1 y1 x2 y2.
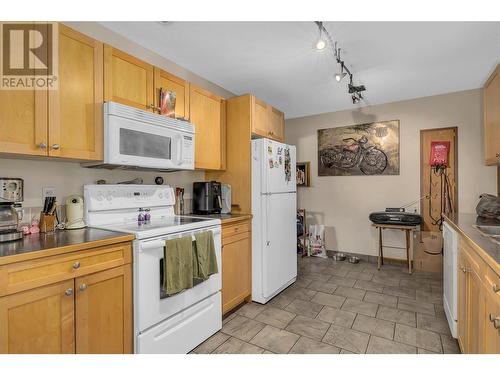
163 236 194 295
193 231 218 281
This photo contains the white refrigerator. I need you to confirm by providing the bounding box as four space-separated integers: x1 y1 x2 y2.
252 138 297 304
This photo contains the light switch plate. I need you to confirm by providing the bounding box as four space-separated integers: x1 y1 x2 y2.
42 186 56 198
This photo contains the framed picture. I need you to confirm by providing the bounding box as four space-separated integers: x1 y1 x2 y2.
296 162 311 187
318 120 400 176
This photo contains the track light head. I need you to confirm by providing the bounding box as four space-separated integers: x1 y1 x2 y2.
314 21 327 51
315 38 326 51
335 72 347 82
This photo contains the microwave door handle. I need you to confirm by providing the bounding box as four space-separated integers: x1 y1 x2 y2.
177 136 183 165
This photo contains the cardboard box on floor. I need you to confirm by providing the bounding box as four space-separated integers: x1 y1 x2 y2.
414 231 443 273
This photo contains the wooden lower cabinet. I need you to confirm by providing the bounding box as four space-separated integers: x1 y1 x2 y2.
457 239 500 353
0 280 75 354
75 265 132 354
0 242 132 354
221 220 252 314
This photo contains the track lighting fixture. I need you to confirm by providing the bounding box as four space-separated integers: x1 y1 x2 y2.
313 22 367 103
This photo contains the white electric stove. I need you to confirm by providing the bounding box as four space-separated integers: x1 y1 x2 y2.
84 184 222 354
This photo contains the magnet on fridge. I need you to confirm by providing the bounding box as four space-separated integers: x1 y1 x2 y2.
279 156 283 165
269 158 274 168
274 161 279 168
277 147 283 155
268 145 273 155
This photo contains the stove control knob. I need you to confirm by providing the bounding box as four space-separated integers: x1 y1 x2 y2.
96 193 104 202
106 194 112 201
158 193 163 199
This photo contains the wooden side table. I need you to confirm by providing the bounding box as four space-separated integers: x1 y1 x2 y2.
372 223 418 274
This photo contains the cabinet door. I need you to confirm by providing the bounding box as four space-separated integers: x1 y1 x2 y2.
190 84 226 170
457 250 467 352
0 280 75 354
484 270 500 353
154 68 190 120
0 21 47 157
484 64 500 165
222 233 251 314
48 24 103 160
251 96 269 138
104 45 154 111
269 106 285 141
466 265 484 353
75 265 132 354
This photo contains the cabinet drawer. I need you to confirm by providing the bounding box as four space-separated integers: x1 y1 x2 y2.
485 266 500 298
0 243 131 297
459 239 485 277
222 221 251 239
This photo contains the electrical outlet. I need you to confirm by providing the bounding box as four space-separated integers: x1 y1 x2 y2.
42 186 56 198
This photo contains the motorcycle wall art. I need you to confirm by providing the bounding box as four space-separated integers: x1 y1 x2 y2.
317 120 400 176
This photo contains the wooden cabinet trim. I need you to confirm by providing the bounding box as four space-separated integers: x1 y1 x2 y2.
0 243 132 297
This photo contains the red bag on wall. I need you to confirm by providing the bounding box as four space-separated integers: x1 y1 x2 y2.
429 141 450 167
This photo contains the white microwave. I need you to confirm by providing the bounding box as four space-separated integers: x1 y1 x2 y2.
83 102 195 171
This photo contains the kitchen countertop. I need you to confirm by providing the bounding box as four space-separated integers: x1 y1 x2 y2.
190 213 252 225
0 228 135 266
443 213 500 272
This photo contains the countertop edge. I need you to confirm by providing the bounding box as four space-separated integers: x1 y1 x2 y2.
443 214 500 275
0 233 135 266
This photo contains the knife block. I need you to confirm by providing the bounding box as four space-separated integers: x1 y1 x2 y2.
39 213 56 233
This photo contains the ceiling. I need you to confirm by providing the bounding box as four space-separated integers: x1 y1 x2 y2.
100 22 500 119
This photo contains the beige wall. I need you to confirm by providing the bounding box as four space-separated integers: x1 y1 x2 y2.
286 89 498 258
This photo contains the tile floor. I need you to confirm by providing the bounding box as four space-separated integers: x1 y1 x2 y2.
192 256 460 354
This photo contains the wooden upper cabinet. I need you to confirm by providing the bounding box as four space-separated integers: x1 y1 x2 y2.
250 95 286 142
104 45 154 111
75 265 132 354
154 68 190 120
190 84 226 170
484 63 500 165
48 24 103 160
269 106 285 142
0 22 47 157
251 97 269 138
0 280 75 354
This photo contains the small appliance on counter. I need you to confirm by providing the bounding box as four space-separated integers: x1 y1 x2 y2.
192 181 222 214
221 184 232 214
0 178 24 243
65 195 86 229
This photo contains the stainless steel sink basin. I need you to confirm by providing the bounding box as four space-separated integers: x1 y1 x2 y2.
474 225 500 237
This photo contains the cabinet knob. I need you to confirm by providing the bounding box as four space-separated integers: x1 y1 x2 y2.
38 142 47 149
492 283 499 293
148 104 161 113
460 266 466 273
73 261 80 269
51 144 60 150
266 241 270 246
79 283 87 292
65 288 73 296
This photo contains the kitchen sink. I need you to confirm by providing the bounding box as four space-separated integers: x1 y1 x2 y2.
473 225 500 237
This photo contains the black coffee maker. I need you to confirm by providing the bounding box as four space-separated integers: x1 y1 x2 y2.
192 181 222 214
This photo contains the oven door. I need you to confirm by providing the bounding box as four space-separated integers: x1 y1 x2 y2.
134 225 222 333
106 113 194 170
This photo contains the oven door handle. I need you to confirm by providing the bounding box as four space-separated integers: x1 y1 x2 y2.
139 230 221 252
